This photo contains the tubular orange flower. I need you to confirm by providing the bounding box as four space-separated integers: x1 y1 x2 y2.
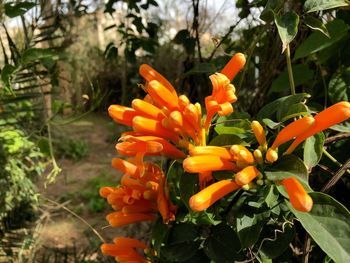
265 148 278 163
112 158 139 177
230 145 255 166
189 180 240 211
251 120 266 147
183 155 239 173
253 149 263 165
285 101 350 154
132 116 180 143
220 52 246 81
189 146 233 160
235 165 260 186
147 80 179 110
204 73 238 130
131 99 165 120
108 105 138 127
120 135 185 159
101 237 150 263
107 211 157 227
114 237 147 249
270 116 315 150
139 64 177 96
281 177 313 212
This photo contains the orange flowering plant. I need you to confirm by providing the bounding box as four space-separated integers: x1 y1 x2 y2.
99 51 350 263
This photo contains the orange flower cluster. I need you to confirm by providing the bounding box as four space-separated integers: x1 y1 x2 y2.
184 102 350 213
109 53 246 152
101 54 246 262
101 237 151 263
100 48 350 261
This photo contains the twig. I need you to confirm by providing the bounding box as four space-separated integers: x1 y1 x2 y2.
302 233 312 263
207 18 243 61
317 164 335 176
321 158 350 193
192 0 202 62
285 45 295 95
325 132 350 144
41 196 106 243
323 148 350 175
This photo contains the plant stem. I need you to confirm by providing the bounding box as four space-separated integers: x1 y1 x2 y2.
323 148 350 175
321 158 350 193
285 45 295 95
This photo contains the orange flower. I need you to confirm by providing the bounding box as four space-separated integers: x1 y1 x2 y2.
131 98 165 120
204 73 236 130
235 165 260 186
204 53 246 130
107 211 157 227
220 53 246 81
265 116 315 163
189 180 240 211
132 116 180 143
285 101 350 154
251 121 266 147
230 145 255 167
189 146 233 160
101 237 150 263
183 155 239 173
102 160 177 225
108 105 138 127
147 80 179 110
139 64 177 96
281 177 313 212
118 135 186 159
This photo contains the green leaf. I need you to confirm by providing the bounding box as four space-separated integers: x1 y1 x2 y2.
4 2 36 18
179 172 199 210
278 102 309 122
209 134 246 146
304 16 330 38
256 93 310 122
264 155 310 190
269 64 314 94
21 48 57 64
263 185 279 208
330 120 350 132
236 211 267 248
304 0 349 13
303 132 324 170
260 0 284 23
161 241 201 262
182 250 210 263
274 11 299 52
151 219 170 256
328 67 350 104
1 64 16 87
204 223 244 262
173 29 190 44
161 223 201 260
167 223 199 245
289 192 350 263
294 19 349 60
259 223 295 259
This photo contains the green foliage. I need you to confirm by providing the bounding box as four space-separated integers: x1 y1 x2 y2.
289 192 350 263
54 138 89 162
304 0 350 13
274 11 300 52
80 172 115 213
0 127 44 231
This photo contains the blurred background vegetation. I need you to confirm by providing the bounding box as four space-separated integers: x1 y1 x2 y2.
0 0 349 262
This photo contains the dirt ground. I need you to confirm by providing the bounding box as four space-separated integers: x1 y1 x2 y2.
34 113 151 261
